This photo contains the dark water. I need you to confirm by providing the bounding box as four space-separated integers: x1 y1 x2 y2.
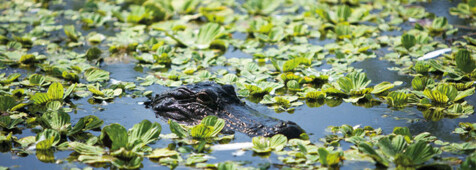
1 0 474 169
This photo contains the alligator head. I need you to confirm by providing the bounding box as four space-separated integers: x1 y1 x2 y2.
146 82 305 138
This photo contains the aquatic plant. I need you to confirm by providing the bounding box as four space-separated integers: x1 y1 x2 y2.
169 116 228 141
357 127 441 169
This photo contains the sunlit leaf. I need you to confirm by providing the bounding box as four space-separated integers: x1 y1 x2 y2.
36 129 61 147
269 134 287 151
69 142 105 155
251 136 271 153
371 81 395 94
39 111 71 133
84 68 110 82
128 120 161 146
200 116 225 137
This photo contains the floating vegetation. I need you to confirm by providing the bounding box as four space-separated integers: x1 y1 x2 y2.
0 0 475 169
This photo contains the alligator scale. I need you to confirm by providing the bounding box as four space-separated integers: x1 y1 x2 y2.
146 82 304 138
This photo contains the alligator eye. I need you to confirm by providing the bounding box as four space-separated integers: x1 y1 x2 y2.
197 93 212 104
196 90 217 104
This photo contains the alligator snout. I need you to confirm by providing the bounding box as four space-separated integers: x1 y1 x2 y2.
271 121 305 139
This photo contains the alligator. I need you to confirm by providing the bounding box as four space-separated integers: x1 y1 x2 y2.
146 82 305 138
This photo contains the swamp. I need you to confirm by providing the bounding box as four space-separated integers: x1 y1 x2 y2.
1 0 476 169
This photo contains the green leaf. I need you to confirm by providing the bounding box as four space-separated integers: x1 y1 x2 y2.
286 80 300 90
252 136 272 153
69 142 105 155
200 116 225 137
87 84 104 96
128 120 161 146
455 87 475 101
371 81 395 94
46 101 62 111
186 154 208 165
218 161 238 170
36 129 61 147
337 5 351 22
195 23 224 49
169 120 189 138
269 134 287 151
85 47 102 61
68 115 104 136
377 136 407 158
0 73 20 84
431 17 448 31
412 76 433 91
84 68 110 82
305 90 326 100
243 0 282 15
63 83 76 99
147 148 179 158
64 25 79 42
358 142 389 167
191 124 214 139
39 111 71 133
385 91 408 107
414 61 431 74
423 89 449 104
318 147 329 166
401 33 416 50
455 49 476 73
29 74 45 86
403 140 437 165
393 127 412 141
19 54 36 65
335 23 351 39
461 152 476 170
0 96 17 112
217 74 238 85
17 136 36 148
436 84 458 102
337 72 371 93
100 123 128 151
0 116 23 129
32 93 50 105
143 0 172 21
